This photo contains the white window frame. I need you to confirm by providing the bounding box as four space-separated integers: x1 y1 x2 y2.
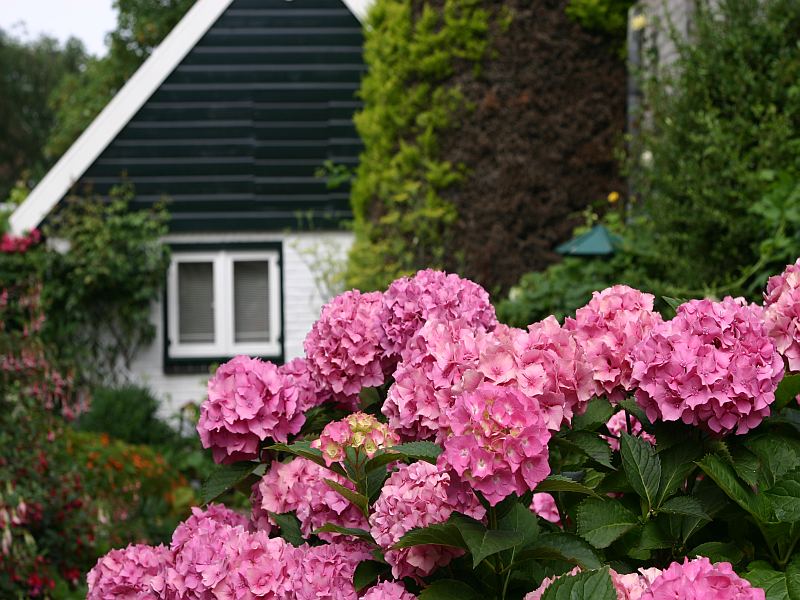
167 249 281 359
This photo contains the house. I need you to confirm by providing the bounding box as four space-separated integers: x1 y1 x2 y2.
9 0 370 415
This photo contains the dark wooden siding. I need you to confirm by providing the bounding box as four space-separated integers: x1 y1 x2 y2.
78 0 364 232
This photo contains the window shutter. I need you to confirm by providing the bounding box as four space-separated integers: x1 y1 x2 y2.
233 261 270 343
177 262 215 343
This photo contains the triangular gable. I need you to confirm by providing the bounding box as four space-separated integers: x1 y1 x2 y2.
10 0 371 235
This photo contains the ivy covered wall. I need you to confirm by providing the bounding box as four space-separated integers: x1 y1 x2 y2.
346 0 628 293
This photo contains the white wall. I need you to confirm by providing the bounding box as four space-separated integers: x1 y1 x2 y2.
126 230 353 417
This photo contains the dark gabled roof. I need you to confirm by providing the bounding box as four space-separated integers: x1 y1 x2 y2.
11 0 365 234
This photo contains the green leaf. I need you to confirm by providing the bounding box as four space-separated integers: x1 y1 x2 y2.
696 454 773 523
747 435 800 489
498 500 540 548
359 386 381 410
573 398 614 431
313 524 376 543
364 450 399 472
731 447 761 488
419 580 481 600
267 441 347 476
620 432 661 511
662 296 687 311
565 431 614 468
323 479 369 514
775 374 800 412
638 520 672 550
576 498 638 549
541 567 617 600
392 521 466 550
201 461 262 504
450 513 525 568
690 542 745 565
267 511 304 547
765 468 800 522
656 442 702 505
535 475 600 498
390 441 443 463
353 560 389 592
658 496 710 521
515 533 602 570
744 556 800 600
618 398 650 427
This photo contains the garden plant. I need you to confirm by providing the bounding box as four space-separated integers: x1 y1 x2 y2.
83 260 800 599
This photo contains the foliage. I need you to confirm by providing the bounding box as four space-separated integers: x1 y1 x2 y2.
345 0 491 291
40 184 170 384
628 0 800 297
0 30 87 201
565 0 636 38
45 0 194 159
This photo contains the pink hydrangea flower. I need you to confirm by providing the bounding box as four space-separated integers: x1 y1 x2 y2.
314 412 400 466
280 356 332 411
214 529 299 600
764 259 800 371
304 290 392 407
370 461 485 580
525 567 660 600
630 297 784 435
439 382 552 505
362 581 419 600
292 540 373 600
566 285 663 402
197 355 309 464
383 318 487 441
531 493 560 524
604 411 656 451
166 504 248 599
641 557 764 600
380 269 497 356
87 543 172 600
250 458 368 541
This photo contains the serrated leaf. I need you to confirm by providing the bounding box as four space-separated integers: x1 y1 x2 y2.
744 556 800 600
566 431 614 468
451 513 525 568
658 496 709 520
638 520 672 550
498 500 540 548
201 462 262 504
775 374 800 412
656 442 702 505
731 447 761 488
323 479 369 514
267 511 304 546
541 567 616 600
313 524 376 543
390 441 443 463
419 580 481 600
576 498 638 549
392 521 466 550
535 475 600 497
573 398 614 431
618 398 650 427
620 432 661 511
515 532 602 569
662 296 688 311
353 560 389 592
747 435 800 489
268 441 347 476
690 542 744 565
697 454 773 523
765 468 800 522
359 386 381 410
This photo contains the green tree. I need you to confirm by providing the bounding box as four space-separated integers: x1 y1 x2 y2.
0 31 86 201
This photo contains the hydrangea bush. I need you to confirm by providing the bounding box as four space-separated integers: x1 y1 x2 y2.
87 264 800 599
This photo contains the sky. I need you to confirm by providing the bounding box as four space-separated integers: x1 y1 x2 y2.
1 0 117 56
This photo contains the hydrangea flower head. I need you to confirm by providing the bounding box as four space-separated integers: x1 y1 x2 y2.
362 581 419 600
280 356 332 411
440 381 552 505
525 567 660 600
87 543 172 600
370 461 485 580
314 412 400 466
566 285 663 401
304 290 391 406
380 269 497 356
641 557 764 600
630 297 783 435
764 259 800 371
250 458 367 540
197 355 308 464
383 318 486 441
292 540 373 600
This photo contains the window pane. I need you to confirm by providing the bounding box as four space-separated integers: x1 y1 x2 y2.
234 261 270 343
177 262 214 343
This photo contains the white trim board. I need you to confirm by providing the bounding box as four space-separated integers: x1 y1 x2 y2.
9 0 373 236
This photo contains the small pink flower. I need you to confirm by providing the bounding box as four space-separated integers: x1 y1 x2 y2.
87 543 172 600
530 493 560 524
362 581 419 600
604 411 655 451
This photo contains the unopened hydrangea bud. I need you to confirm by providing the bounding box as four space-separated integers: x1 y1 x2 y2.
314 412 400 466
